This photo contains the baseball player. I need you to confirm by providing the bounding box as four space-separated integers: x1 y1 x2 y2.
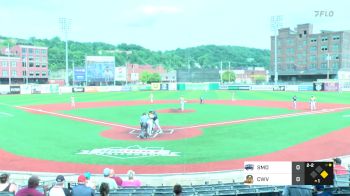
180 96 185 111
147 111 155 136
151 111 163 134
150 93 154 103
292 95 297 109
310 96 317 111
139 113 148 138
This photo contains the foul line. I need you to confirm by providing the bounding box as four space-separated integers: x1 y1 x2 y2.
15 106 136 130
172 106 350 130
0 112 14 117
16 105 350 133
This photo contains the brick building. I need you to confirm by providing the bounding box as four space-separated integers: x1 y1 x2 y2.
0 45 48 84
270 24 350 82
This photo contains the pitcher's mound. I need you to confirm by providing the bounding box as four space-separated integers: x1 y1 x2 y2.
157 109 196 113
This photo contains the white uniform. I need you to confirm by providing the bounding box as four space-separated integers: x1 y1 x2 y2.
150 93 154 103
147 113 154 135
180 97 185 111
310 96 316 111
71 97 75 108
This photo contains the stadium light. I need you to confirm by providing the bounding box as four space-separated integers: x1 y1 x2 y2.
271 15 283 84
59 17 72 86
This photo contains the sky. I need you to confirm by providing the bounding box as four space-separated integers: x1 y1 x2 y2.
0 0 349 51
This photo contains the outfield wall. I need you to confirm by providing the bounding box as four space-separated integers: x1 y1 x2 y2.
0 81 346 95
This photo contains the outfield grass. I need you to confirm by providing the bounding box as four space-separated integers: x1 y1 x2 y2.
0 90 349 166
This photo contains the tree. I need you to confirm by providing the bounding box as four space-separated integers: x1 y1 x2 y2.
149 73 161 83
253 75 266 84
140 71 151 84
222 71 236 83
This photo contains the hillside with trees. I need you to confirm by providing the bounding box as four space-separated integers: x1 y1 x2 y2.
0 36 270 71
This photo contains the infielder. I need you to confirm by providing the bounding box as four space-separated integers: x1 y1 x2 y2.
310 96 317 111
292 95 297 109
180 96 185 111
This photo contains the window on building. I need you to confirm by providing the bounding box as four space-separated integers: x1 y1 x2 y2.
22 62 26 67
333 54 340 60
310 38 317 43
287 39 294 45
12 70 17 77
29 56 34 61
321 46 328 51
332 44 339 51
42 57 47 62
42 50 47 55
35 72 40 77
22 71 26 76
333 35 340 40
36 59 40 67
42 64 47 68
29 48 33 54
29 62 34 67
321 63 327 69
303 40 307 45
310 46 317 52
29 72 34 77
287 57 295 63
42 72 47 77
35 49 40 54
22 48 26 54
2 70 8 77
321 36 328 41
2 61 7 67
333 63 339 69
309 64 316 69
310 55 317 62
287 48 294 54
11 61 16 67
304 30 307 35
299 34 302 38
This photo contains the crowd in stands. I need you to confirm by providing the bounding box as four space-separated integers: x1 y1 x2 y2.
0 158 350 196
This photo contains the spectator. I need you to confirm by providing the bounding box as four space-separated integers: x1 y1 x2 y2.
16 175 46 196
314 185 332 196
173 184 182 196
282 185 313 196
49 175 71 196
108 169 122 186
99 183 109 196
121 170 141 187
84 172 96 190
71 175 94 196
0 173 17 193
98 168 118 190
333 157 349 186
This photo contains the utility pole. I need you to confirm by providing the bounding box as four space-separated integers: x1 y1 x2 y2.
228 61 231 83
59 17 72 86
271 15 283 84
220 61 223 83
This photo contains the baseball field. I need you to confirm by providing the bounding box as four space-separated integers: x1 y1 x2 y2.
0 90 350 174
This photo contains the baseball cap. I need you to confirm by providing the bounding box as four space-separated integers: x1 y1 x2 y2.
103 168 110 176
84 172 91 180
56 175 65 182
77 175 86 183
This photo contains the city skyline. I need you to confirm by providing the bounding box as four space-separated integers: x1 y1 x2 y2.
0 0 349 51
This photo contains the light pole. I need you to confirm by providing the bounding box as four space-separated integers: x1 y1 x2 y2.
271 15 283 84
59 17 72 86
327 53 331 80
6 44 11 85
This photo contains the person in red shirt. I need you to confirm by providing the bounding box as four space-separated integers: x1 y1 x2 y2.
334 158 348 175
109 169 123 186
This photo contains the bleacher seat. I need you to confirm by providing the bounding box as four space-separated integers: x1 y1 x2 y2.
217 189 237 195
197 190 217 196
194 186 214 192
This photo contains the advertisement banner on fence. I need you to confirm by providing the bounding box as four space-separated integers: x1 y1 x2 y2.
160 83 168 90
121 85 131 91
74 68 86 82
324 82 339 91
85 86 98 93
72 87 85 93
98 86 122 92
341 82 350 91
168 83 177 91
59 87 73 94
0 86 9 94
273 85 286 91
313 83 324 91
151 83 161 91
9 86 21 94
285 85 299 91
139 85 151 91
50 84 59 93
298 85 313 91
31 85 42 94
185 83 209 90
20 85 31 94
228 85 251 90
39 85 52 94
251 85 273 91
